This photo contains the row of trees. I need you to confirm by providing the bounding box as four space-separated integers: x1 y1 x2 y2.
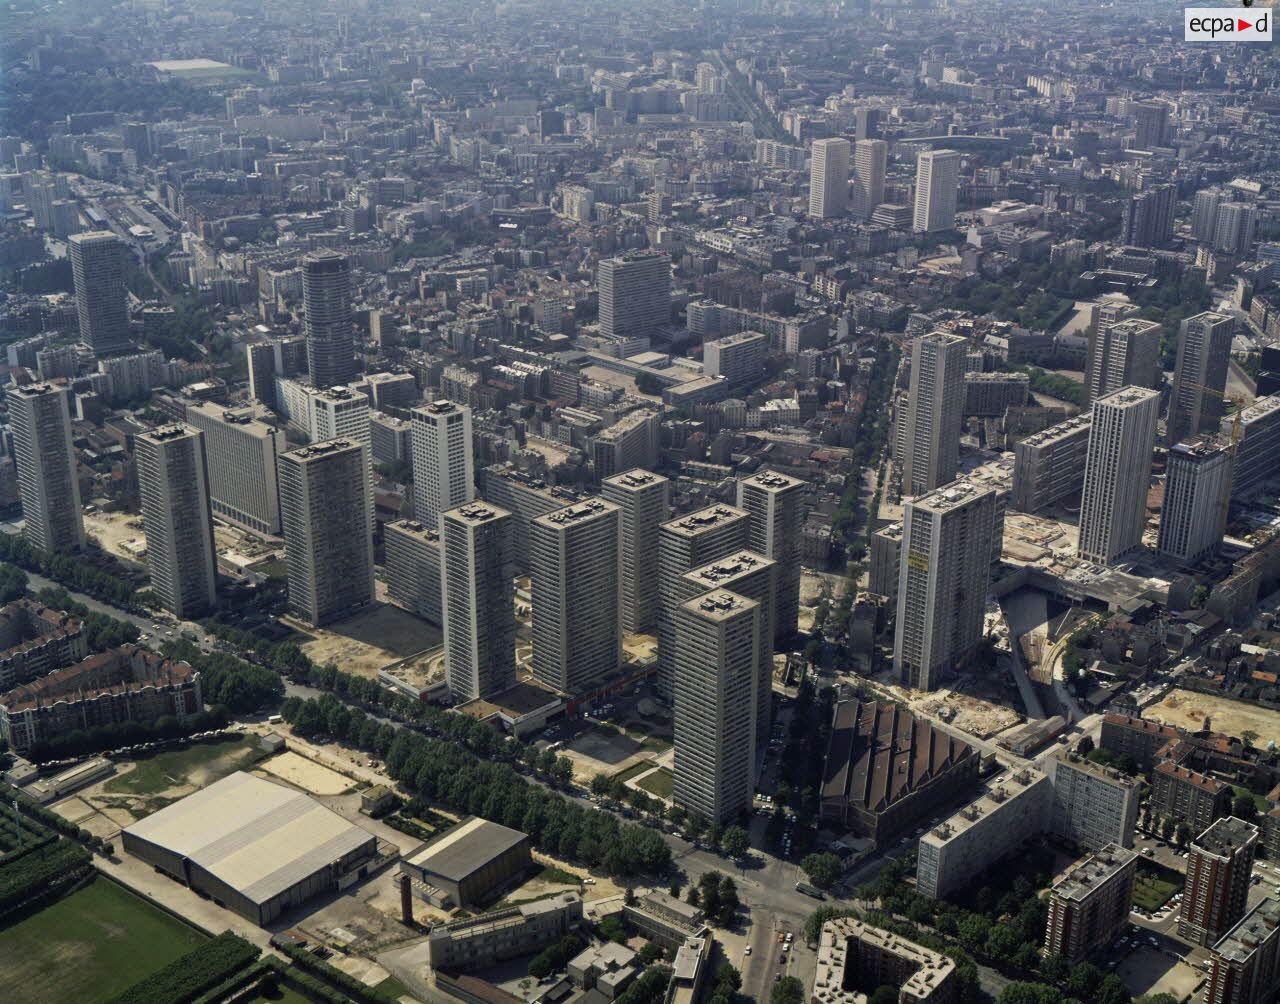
162 639 283 713
0 564 27 603
0 536 140 609
26 709 229 763
828 341 900 560
3 74 223 137
586 771 751 853
278 693 670 879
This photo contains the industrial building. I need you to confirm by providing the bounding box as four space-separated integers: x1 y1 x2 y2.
423 892 582 972
400 817 531 908
122 772 379 925
820 701 978 845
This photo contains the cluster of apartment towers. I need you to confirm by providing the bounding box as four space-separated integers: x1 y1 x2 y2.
881 304 1241 694
5 334 806 829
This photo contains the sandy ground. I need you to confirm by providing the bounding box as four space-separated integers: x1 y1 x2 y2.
257 750 354 795
581 364 664 404
285 601 443 678
558 723 664 781
1143 689 1280 740
84 510 148 564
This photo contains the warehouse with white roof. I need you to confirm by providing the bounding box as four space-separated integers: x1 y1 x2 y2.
121 771 378 924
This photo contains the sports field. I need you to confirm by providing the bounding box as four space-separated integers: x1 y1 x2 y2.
104 737 258 799
0 877 207 1003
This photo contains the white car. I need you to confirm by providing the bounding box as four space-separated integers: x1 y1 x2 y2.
744 947 752 956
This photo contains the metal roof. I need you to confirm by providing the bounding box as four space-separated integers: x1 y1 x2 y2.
123 772 373 906
405 816 528 882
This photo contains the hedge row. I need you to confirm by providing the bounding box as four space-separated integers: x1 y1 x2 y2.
257 959 350 1004
0 838 92 915
276 942 400 1004
0 782 113 854
107 931 261 1004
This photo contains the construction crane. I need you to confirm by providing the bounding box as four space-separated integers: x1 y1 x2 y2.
1181 382 1245 446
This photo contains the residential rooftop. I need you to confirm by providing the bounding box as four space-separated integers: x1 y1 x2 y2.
813 915 956 1004
681 549 775 590
911 479 993 513
601 468 668 491
740 468 805 493
536 497 618 528
680 588 757 623
1018 413 1093 448
923 766 1048 845
1212 896 1280 965
1193 816 1260 859
1051 843 1137 903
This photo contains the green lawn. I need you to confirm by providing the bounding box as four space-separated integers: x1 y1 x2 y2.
104 737 257 798
636 767 674 798
1133 864 1183 913
0 877 208 1004
612 760 658 785
534 864 583 886
244 984 313 1004
373 975 413 1000
1231 785 1269 813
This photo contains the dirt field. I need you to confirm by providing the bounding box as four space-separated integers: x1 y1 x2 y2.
258 750 353 795
285 601 442 678
558 722 671 781
84 510 148 564
1143 689 1280 740
911 689 1021 739
62 738 261 837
